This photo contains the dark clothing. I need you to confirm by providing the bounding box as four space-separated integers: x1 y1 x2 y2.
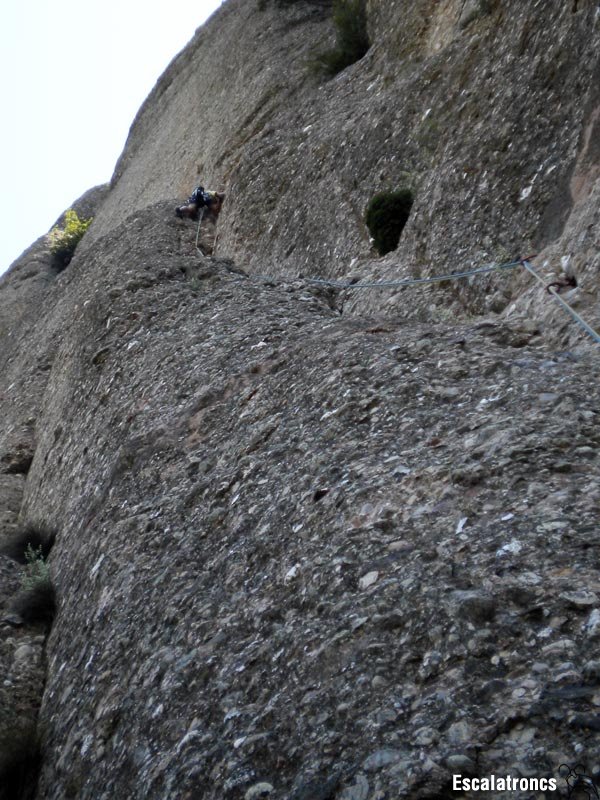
175 185 221 221
189 186 211 208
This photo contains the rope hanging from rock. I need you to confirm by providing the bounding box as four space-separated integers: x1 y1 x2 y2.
306 256 531 290
195 208 206 254
305 255 599 346
520 260 600 345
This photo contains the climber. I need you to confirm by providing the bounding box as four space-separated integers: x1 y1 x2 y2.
175 186 224 221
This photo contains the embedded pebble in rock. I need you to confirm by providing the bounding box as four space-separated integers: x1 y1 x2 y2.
371 675 388 689
561 591 598 609
244 783 274 800
543 639 577 656
445 590 497 623
446 755 476 774
358 571 379 590
414 727 438 747
363 749 404 772
583 662 600 680
339 775 369 800
496 539 523 558
585 610 600 639
12 643 37 669
284 564 301 583
446 720 473 746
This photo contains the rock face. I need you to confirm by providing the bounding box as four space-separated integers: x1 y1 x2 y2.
0 1 599 799
84 0 600 341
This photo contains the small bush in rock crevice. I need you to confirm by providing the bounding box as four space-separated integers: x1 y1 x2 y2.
365 189 415 255
21 545 51 592
310 0 370 77
6 540 57 627
47 209 92 271
1 524 56 565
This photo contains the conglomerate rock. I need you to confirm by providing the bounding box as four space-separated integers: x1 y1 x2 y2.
82 0 600 341
0 202 597 798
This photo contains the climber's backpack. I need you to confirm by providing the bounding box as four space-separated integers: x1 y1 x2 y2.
189 186 210 207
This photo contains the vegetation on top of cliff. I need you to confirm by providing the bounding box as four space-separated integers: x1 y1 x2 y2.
309 0 370 77
47 208 92 271
365 189 414 255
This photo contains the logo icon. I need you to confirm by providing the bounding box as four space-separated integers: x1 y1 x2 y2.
559 764 599 799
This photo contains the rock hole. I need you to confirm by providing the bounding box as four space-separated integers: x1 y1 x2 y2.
2 451 34 475
313 488 329 503
365 189 415 255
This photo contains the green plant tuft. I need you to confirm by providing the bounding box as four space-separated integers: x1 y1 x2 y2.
21 545 51 592
1 524 56 565
47 209 92 270
365 189 415 256
310 0 369 77
6 544 57 626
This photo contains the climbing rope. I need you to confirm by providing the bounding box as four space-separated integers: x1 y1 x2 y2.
195 208 206 254
520 260 600 345
306 256 528 290
205 241 599 346
306 255 598 346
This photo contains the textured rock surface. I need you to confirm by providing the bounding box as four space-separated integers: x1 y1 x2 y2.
83 0 600 343
2 202 598 799
0 1 599 798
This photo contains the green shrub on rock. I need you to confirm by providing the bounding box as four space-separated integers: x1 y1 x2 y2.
47 209 92 270
311 0 370 77
365 189 414 256
6 544 57 627
1 524 56 564
21 544 51 592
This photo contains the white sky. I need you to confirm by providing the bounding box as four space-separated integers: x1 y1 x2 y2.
0 0 225 276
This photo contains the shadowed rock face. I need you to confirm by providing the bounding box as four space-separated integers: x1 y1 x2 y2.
1 1 600 799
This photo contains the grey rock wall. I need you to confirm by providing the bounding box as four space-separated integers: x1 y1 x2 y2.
85 0 600 341
25 206 600 798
